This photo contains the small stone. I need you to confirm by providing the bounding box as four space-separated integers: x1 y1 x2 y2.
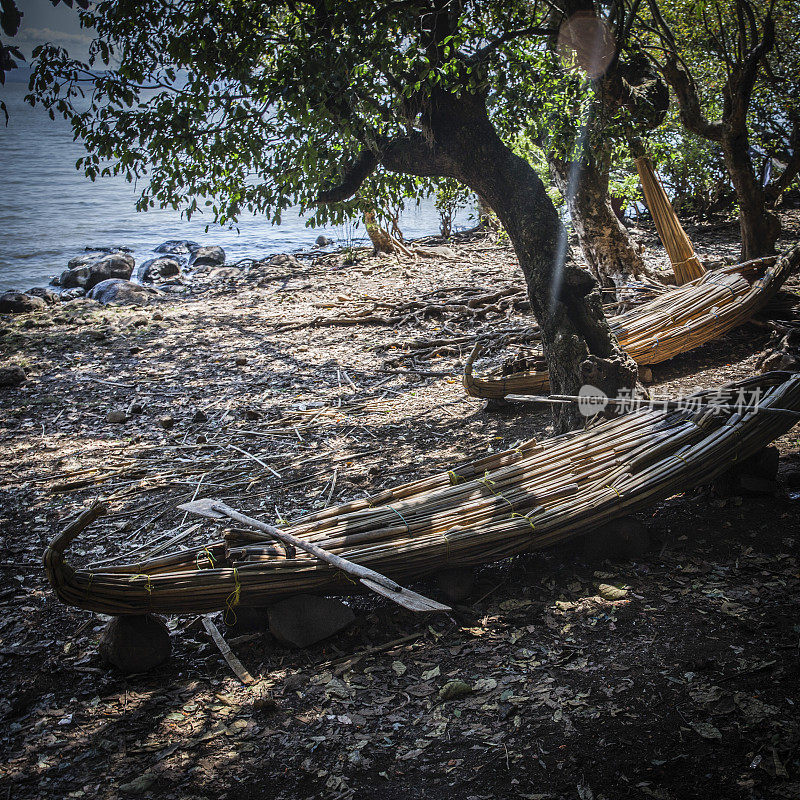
139 256 182 283
235 355 248 366
245 408 260 420
88 279 154 306
0 365 27 387
106 410 127 423
192 409 209 423
152 311 164 321
439 680 473 701
27 287 60 305
315 235 333 247
129 345 143 355
118 773 157 795
419 245 457 259
196 433 207 444
158 415 175 429
436 567 475 603
269 253 303 270
60 287 86 300
582 516 650 562
86 327 109 340
59 266 91 289
639 367 653 383
99 614 171 673
128 402 144 415
268 595 355 648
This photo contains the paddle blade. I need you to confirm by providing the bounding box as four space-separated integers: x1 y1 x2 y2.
360 578 451 613
177 498 227 519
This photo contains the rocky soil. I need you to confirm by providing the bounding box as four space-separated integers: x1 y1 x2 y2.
1 211 799 800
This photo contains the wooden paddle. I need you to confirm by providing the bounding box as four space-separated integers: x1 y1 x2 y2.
178 499 451 613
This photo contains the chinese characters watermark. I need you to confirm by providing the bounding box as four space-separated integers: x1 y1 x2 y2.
577 384 764 417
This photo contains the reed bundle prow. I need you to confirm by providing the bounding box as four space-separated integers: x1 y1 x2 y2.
634 154 706 285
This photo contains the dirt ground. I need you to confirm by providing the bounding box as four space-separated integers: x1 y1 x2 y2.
1 211 799 800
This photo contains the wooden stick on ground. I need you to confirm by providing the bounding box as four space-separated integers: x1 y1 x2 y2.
202 615 254 685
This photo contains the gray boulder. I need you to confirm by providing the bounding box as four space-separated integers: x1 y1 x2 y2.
60 252 135 290
59 266 90 289
0 291 47 314
27 287 60 305
84 253 135 290
188 245 225 268
316 235 334 246
154 239 200 255
99 614 171 673
140 256 182 283
88 279 155 306
268 595 355 648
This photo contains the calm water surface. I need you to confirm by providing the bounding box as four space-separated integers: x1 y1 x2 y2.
0 82 460 291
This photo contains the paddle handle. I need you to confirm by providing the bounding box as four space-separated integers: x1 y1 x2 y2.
212 503 402 592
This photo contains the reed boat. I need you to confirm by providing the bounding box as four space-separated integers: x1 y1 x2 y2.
463 248 797 400
45 371 800 616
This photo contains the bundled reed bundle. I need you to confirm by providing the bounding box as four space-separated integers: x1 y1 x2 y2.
635 155 706 284
464 250 791 400
45 371 800 616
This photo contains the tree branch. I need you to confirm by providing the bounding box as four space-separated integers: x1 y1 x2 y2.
316 149 379 203
381 131 454 178
469 24 557 64
315 131 454 206
766 119 800 205
661 55 723 141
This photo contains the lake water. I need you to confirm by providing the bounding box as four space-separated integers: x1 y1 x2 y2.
0 82 462 291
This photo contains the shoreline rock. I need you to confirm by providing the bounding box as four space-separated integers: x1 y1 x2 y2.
154 239 200 255
139 256 182 283
88 279 158 306
0 291 47 314
188 245 226 268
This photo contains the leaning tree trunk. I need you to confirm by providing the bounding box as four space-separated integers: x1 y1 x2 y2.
324 90 637 430
722 132 780 261
434 100 638 430
550 153 647 286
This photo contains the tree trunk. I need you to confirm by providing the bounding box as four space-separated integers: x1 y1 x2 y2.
364 210 395 254
549 153 647 286
721 132 780 260
428 98 637 429
330 91 637 430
